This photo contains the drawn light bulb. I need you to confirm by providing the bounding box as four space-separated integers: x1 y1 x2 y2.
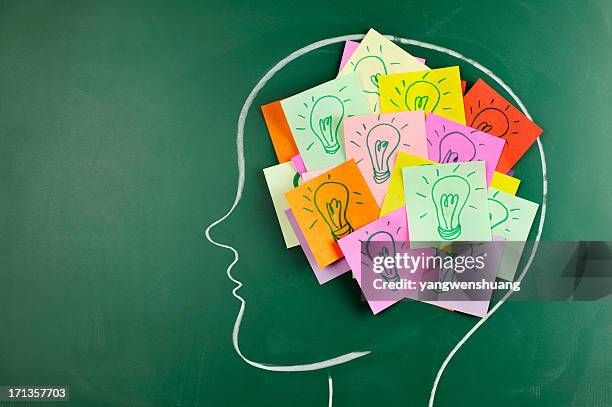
431 175 470 240
309 96 345 154
366 124 400 184
353 56 388 94
470 108 510 137
404 80 441 113
438 131 476 163
488 197 509 229
366 231 400 284
314 182 353 240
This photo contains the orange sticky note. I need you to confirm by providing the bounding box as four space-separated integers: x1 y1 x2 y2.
285 160 379 268
261 100 299 163
461 80 467 95
463 79 542 174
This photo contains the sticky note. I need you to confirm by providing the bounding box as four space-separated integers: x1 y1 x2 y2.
285 160 380 267
261 100 299 163
490 171 521 195
488 188 539 281
286 209 351 284
338 206 410 314
338 29 428 112
301 166 333 182
463 79 543 173
379 66 466 124
380 152 435 217
403 161 492 243
425 113 505 185
428 239 505 317
291 154 307 174
339 41 361 71
339 40 426 73
344 111 427 206
263 162 302 248
281 73 370 171
461 80 467 95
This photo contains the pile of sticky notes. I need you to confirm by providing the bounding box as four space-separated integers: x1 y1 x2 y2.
262 28 542 317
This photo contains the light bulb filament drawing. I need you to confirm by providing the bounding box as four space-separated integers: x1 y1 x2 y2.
404 80 441 113
366 123 400 184
314 182 353 241
366 231 400 286
470 107 510 138
353 55 388 95
431 175 470 240
438 131 476 164
309 95 345 154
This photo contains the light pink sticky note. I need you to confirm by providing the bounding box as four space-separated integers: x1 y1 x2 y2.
338 207 412 314
425 113 505 185
344 111 428 206
301 166 333 182
290 154 307 174
286 209 350 284
338 41 426 72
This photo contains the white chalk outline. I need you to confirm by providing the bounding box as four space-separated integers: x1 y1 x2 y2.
204 34 547 405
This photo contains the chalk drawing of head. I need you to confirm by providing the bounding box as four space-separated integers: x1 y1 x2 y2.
205 35 546 405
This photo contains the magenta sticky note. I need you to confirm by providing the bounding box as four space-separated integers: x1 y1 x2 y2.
338 41 426 72
425 113 505 185
343 111 428 206
339 41 360 71
286 209 350 284
290 154 307 174
338 207 412 314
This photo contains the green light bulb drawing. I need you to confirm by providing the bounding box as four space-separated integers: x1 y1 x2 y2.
353 55 388 94
314 182 353 241
488 197 509 230
404 80 441 113
309 95 344 154
366 124 400 184
365 231 400 285
431 175 470 240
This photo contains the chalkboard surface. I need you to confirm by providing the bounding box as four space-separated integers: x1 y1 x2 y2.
1 1 611 406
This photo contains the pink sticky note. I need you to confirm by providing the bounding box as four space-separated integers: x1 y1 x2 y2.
290 154 307 174
301 166 333 182
286 209 350 284
338 41 426 72
425 113 505 185
338 207 412 314
339 41 361 71
344 111 428 205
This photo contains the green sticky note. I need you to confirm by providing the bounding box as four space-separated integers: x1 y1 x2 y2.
488 188 539 281
281 73 370 171
263 162 301 248
403 161 492 244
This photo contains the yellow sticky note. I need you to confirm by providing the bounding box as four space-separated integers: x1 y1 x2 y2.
379 66 466 124
490 171 521 195
337 28 428 112
380 152 434 217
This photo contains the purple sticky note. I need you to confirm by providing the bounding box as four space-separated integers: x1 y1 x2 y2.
286 209 350 284
425 113 505 185
290 154 307 174
338 41 426 72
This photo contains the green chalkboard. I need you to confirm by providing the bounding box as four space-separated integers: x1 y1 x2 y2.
1 1 611 406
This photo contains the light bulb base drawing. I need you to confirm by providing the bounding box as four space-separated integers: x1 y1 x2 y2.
322 142 341 154
331 223 353 241
438 224 461 241
372 169 391 184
